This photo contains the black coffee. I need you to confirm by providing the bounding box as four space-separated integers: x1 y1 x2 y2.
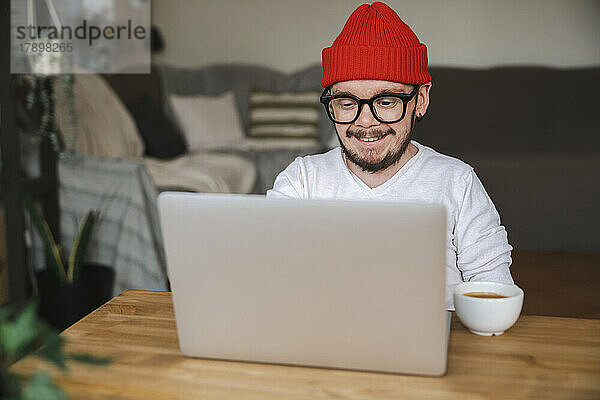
463 291 508 299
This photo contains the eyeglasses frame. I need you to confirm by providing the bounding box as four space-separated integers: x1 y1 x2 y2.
320 84 420 124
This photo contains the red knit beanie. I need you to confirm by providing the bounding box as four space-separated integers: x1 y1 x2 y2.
321 2 431 88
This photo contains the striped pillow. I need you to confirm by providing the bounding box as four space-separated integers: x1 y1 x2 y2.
248 90 321 140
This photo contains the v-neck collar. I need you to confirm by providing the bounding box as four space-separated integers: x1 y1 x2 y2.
338 140 424 194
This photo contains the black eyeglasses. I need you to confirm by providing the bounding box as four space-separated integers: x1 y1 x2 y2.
320 85 419 124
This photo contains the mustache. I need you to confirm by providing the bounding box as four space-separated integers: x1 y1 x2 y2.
346 127 396 139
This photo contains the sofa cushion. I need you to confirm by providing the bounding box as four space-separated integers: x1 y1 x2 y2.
246 89 321 149
55 74 144 159
248 89 321 138
127 95 187 159
169 91 245 151
103 65 163 109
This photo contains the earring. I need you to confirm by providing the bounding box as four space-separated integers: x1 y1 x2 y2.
416 114 424 122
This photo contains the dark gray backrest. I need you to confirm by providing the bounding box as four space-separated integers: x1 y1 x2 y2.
419 67 600 154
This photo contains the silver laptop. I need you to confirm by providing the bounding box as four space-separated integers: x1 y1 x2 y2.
157 192 450 376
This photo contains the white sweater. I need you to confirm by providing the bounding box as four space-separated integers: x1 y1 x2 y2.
266 140 514 310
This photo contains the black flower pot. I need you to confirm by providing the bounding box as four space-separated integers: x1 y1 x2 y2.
36 263 114 331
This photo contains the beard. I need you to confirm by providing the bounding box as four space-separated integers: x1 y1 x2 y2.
337 106 417 173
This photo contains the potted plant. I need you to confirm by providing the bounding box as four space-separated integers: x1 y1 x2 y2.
23 194 114 331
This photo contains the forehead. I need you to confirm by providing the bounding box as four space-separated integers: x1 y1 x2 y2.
330 80 414 96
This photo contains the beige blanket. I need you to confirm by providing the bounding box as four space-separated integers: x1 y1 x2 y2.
144 152 256 194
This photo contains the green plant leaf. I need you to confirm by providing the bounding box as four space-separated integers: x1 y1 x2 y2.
67 210 97 282
0 302 38 360
21 372 68 400
37 328 67 372
23 194 66 281
69 353 113 366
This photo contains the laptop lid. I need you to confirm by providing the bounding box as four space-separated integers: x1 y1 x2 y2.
158 192 449 376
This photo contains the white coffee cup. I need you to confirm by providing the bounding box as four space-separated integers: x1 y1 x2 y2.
453 282 524 336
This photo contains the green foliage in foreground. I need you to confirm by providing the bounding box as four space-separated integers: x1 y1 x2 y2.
0 301 112 399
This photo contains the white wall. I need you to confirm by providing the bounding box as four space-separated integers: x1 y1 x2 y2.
152 0 600 71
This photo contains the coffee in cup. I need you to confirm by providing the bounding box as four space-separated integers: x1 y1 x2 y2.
463 292 507 299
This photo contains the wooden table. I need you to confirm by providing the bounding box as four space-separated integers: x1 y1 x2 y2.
12 289 600 399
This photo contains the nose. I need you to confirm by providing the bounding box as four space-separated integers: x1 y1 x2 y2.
354 103 379 128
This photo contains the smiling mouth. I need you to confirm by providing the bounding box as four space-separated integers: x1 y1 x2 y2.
356 133 388 143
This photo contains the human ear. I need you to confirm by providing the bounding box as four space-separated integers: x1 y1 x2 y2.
415 82 432 119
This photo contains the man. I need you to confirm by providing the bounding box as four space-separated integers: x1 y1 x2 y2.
266 2 514 310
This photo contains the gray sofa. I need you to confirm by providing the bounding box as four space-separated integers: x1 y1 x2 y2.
106 64 600 253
